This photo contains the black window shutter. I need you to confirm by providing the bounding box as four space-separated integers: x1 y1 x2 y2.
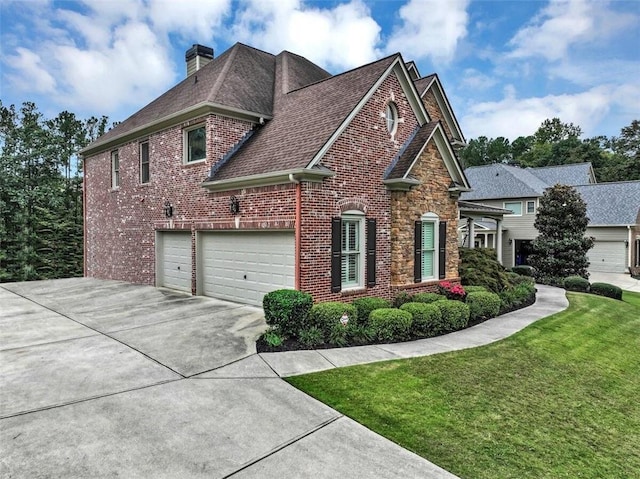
331 217 342 293
439 221 447 279
414 221 422 283
366 218 376 287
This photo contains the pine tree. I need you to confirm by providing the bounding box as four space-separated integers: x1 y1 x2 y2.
528 185 595 284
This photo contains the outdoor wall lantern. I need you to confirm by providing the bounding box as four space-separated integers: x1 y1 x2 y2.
163 200 173 218
625 239 629 248
230 196 240 215
508 238 513 245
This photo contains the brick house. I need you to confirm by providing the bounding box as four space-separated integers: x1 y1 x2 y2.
81 43 471 306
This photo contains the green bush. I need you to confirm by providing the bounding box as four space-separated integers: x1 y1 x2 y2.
590 282 623 301
412 292 446 304
400 302 443 337
512 265 535 276
369 308 413 342
463 285 488 293
263 289 313 338
393 290 413 308
352 297 391 326
499 281 536 312
262 328 283 347
308 302 357 345
459 248 512 293
466 291 501 322
563 275 590 292
433 300 470 332
298 326 324 348
507 272 536 286
347 324 375 345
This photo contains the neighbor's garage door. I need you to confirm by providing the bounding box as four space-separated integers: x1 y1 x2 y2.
588 241 627 273
200 231 294 306
157 232 192 292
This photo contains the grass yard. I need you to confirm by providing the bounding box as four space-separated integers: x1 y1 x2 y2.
287 291 640 479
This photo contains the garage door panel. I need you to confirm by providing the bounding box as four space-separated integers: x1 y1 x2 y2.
157 232 192 292
200 232 295 306
588 241 626 273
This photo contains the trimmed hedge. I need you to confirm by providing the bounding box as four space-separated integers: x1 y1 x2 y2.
463 285 488 293
308 302 357 345
263 289 313 338
466 291 501 321
352 297 391 326
400 302 443 337
412 292 446 304
563 275 590 292
369 308 413 342
459 248 512 293
512 265 535 277
590 282 623 301
433 301 470 332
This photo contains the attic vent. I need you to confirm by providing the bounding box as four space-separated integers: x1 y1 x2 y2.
186 44 214 77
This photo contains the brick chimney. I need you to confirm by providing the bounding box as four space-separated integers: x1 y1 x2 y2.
186 44 214 77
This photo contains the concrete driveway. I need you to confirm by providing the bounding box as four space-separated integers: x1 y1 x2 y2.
588 272 640 293
0 278 455 478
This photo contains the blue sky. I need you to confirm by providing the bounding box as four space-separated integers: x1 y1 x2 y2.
1 0 638 140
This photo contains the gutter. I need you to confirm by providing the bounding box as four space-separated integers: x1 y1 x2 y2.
201 167 334 192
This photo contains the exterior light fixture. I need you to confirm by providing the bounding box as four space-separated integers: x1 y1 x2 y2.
230 196 240 215
163 200 173 218
625 239 629 248
508 238 513 245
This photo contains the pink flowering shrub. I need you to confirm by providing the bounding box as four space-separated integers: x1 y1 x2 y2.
438 281 466 301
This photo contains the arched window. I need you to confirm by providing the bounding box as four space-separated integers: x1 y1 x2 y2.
385 102 398 135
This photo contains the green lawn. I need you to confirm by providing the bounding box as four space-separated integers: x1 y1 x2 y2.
287 291 640 479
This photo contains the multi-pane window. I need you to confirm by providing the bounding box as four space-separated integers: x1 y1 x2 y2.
140 142 150 184
185 125 206 162
421 220 436 279
526 200 536 214
341 218 362 287
111 150 119 188
504 201 522 215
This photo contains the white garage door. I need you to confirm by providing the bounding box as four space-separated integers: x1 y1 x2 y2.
200 231 295 306
157 232 192 292
588 241 627 273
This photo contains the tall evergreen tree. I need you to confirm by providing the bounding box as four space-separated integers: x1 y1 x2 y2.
528 185 595 284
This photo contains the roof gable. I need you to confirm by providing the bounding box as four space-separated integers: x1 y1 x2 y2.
414 74 465 144
527 163 596 186
576 181 640 226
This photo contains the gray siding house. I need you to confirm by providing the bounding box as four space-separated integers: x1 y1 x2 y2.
460 163 640 274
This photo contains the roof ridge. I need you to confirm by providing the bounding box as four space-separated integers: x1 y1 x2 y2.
206 43 239 103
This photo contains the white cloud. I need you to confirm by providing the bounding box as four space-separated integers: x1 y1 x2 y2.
385 0 469 64
5 47 56 93
508 0 636 61
459 68 497 90
461 85 617 140
148 0 231 39
231 0 382 71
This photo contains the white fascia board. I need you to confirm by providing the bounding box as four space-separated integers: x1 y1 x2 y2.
431 76 465 144
306 56 429 169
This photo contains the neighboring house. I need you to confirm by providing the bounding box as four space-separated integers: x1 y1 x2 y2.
80 43 471 306
459 163 640 274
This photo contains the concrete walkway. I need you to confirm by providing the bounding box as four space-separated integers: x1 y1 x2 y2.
1 279 569 478
257 284 568 377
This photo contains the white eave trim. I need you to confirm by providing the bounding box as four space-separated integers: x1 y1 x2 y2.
306 56 429 169
80 102 272 157
418 75 465 144
383 177 421 191
201 167 334 192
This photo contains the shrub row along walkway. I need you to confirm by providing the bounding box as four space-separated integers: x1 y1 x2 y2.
258 284 569 377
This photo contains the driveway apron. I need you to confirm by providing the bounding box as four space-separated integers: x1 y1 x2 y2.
0 278 457 478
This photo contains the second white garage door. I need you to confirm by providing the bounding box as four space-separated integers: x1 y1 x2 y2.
199 231 295 306
588 241 627 273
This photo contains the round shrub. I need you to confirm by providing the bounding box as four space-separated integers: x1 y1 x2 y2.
466 291 501 322
393 290 414 308
464 285 488 293
590 282 622 300
433 300 470 332
263 289 313 338
308 302 358 345
512 265 535 277
459 247 512 293
412 292 446 304
400 302 443 337
352 297 391 326
563 275 590 292
369 308 413 342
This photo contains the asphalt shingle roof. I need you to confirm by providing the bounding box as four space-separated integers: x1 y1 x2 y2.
528 163 593 186
461 164 549 200
386 121 438 180
210 54 398 180
576 182 640 225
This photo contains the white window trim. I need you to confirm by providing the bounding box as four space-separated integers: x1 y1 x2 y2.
526 200 536 214
504 201 523 216
111 150 119 189
140 141 150 184
183 123 206 164
385 102 399 137
341 211 365 291
421 212 439 281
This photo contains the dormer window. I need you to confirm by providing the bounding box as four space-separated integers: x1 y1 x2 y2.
385 102 398 136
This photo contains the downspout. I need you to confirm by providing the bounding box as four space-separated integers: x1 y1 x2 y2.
289 174 301 290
